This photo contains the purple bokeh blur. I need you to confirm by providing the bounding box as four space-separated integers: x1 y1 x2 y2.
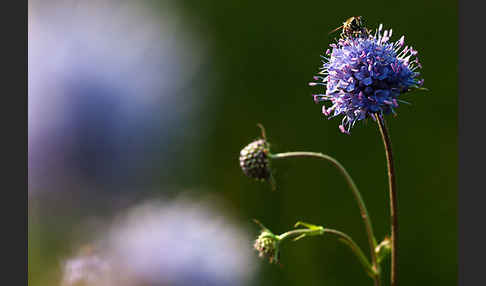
28 0 206 196
28 2 258 285
61 196 258 286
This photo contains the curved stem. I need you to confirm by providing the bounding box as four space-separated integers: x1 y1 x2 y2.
323 228 375 278
375 114 398 286
269 152 380 285
278 228 322 241
278 227 374 277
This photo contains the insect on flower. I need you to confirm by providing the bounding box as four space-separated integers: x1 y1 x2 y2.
311 20 425 134
329 16 369 39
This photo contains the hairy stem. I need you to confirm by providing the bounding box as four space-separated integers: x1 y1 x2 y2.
375 114 398 286
269 152 380 285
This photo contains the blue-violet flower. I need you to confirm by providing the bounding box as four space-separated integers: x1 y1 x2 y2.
309 24 424 134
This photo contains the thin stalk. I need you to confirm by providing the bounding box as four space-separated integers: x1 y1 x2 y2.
375 114 398 286
278 228 322 241
278 228 374 277
269 152 380 285
323 228 375 278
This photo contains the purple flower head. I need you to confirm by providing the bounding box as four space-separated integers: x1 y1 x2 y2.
309 24 424 134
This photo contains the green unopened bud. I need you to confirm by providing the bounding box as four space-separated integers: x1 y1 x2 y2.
253 219 281 263
375 236 391 263
254 230 280 263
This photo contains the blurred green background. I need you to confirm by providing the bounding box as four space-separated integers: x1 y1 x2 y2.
29 0 457 285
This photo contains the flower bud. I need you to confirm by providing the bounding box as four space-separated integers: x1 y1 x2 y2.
254 229 280 264
239 139 271 181
375 236 391 263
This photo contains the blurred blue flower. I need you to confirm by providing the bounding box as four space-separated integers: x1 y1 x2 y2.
61 196 258 286
28 0 206 194
309 24 424 134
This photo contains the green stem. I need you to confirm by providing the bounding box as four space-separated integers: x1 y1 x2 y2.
278 228 323 241
375 114 398 286
278 227 375 277
269 152 380 285
323 229 375 278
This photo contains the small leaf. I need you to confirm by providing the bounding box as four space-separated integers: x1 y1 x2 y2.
294 221 323 231
293 234 307 241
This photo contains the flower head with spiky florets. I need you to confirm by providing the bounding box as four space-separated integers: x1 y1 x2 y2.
309 24 424 134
